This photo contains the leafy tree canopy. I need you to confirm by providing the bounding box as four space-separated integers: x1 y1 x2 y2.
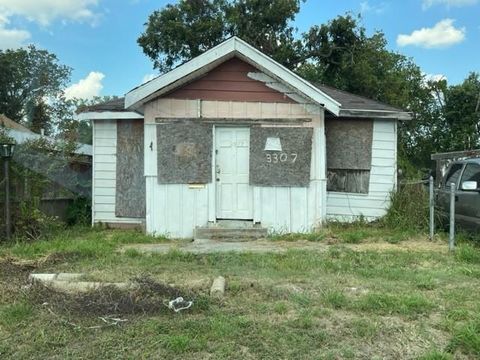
138 0 304 72
0 45 71 135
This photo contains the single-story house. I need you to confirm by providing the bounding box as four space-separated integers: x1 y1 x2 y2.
78 37 411 238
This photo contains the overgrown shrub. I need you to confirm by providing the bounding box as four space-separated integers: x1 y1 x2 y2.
382 183 429 231
66 196 91 225
14 201 64 241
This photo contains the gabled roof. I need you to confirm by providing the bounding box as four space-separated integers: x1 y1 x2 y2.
0 114 33 133
81 37 411 121
125 36 342 115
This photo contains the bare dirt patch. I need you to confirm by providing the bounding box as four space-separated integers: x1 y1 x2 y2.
26 276 204 317
348 238 448 253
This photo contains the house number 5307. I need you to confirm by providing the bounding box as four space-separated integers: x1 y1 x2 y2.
265 153 298 164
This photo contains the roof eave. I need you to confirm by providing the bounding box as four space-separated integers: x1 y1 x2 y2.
339 109 412 120
75 111 144 121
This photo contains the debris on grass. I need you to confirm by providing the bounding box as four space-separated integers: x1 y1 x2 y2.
29 272 135 293
167 297 193 312
210 276 226 298
26 276 201 316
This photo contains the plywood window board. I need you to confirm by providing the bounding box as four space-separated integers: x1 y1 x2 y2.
325 118 373 194
157 122 213 184
249 127 313 187
115 120 146 218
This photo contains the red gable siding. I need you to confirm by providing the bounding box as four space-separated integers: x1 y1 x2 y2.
166 57 295 103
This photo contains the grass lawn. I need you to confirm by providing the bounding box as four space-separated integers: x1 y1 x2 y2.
0 226 479 359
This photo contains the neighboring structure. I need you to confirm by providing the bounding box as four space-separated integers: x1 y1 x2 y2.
78 37 411 237
0 114 93 202
1 115 92 157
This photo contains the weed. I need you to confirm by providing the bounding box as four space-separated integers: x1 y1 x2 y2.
0 302 33 326
124 248 143 258
382 183 430 231
414 275 437 290
269 231 326 242
340 230 370 244
322 290 348 309
290 293 312 307
385 231 411 244
418 350 453 360
273 301 288 314
355 293 434 316
1 228 161 260
445 309 470 322
350 318 378 339
455 245 480 264
447 318 480 357
291 313 314 329
162 335 191 352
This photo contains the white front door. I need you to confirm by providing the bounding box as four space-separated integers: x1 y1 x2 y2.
215 127 253 219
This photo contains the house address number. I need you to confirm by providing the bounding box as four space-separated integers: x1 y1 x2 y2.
265 152 298 164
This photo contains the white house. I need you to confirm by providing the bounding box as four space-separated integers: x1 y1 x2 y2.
78 37 411 238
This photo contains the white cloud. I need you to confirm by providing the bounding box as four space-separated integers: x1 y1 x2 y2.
65 72 105 100
0 0 101 26
0 14 30 49
142 73 157 84
397 19 466 48
422 0 478 10
360 1 387 14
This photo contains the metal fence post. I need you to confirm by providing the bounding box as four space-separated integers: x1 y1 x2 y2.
4 158 11 240
429 176 434 241
449 182 455 251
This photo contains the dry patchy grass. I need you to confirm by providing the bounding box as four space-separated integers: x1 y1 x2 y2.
0 227 479 359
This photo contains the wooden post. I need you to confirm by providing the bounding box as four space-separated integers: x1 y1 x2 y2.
449 183 455 251
429 176 435 241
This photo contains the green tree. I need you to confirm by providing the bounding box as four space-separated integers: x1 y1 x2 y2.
442 73 480 151
299 15 426 110
138 0 304 72
56 96 120 145
0 45 71 134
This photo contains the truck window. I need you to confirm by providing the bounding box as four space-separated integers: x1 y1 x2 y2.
460 163 480 187
444 163 463 189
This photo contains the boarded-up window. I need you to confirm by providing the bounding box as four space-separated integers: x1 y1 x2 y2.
157 122 212 184
325 118 373 194
116 120 145 218
249 127 313 187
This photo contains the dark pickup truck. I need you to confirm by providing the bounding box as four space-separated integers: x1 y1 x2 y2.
436 158 480 231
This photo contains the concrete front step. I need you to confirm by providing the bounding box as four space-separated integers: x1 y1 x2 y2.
194 226 268 241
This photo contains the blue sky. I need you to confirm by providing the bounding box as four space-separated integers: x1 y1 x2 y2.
0 0 478 99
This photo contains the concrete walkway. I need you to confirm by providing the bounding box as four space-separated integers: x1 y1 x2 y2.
121 238 327 255
120 238 447 255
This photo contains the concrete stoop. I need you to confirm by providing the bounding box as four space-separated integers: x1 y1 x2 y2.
194 220 268 241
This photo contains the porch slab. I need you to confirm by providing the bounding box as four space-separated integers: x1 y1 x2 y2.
194 220 268 241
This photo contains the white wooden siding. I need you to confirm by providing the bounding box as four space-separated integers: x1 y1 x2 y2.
144 98 326 238
326 119 397 221
92 120 143 225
